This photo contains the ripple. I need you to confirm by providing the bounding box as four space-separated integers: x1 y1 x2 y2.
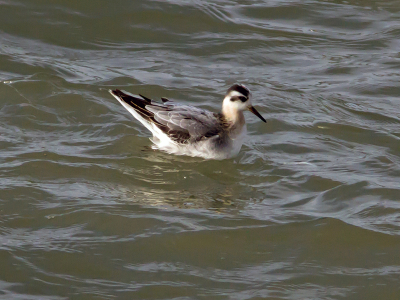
1 0 400 299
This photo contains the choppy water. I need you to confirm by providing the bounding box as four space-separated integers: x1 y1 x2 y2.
1 0 400 299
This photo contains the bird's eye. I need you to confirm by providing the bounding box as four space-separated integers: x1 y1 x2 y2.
230 96 248 102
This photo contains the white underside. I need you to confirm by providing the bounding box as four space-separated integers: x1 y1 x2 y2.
157 127 246 160
110 90 245 160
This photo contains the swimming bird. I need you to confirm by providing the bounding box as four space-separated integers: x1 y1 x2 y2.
109 84 266 160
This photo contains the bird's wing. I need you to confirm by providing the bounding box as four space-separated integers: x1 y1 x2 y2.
110 89 222 144
146 103 223 143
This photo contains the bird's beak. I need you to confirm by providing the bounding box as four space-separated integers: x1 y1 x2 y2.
248 106 267 123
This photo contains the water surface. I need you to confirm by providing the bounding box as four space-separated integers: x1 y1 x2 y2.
1 0 400 299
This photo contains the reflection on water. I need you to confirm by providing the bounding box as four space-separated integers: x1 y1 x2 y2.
1 0 400 298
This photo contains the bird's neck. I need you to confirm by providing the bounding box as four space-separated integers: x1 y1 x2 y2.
221 106 245 133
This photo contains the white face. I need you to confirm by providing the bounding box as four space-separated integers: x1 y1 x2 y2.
222 84 266 123
223 90 252 112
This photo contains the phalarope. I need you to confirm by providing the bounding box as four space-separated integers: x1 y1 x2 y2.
109 84 266 160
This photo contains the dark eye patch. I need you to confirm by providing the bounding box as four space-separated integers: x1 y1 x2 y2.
230 96 248 102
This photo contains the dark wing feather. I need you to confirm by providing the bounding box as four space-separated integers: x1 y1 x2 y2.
111 89 223 144
138 94 153 102
111 89 170 133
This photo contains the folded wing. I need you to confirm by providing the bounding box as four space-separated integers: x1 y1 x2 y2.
110 89 223 144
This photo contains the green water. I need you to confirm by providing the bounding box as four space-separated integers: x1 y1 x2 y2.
1 0 400 299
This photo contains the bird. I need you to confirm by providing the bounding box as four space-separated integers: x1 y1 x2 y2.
109 84 266 160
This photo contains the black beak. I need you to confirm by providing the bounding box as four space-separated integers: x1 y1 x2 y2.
248 106 267 123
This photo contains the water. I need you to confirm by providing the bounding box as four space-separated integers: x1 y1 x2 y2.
1 0 400 299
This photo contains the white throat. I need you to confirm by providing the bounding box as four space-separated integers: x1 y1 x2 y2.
222 96 246 133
